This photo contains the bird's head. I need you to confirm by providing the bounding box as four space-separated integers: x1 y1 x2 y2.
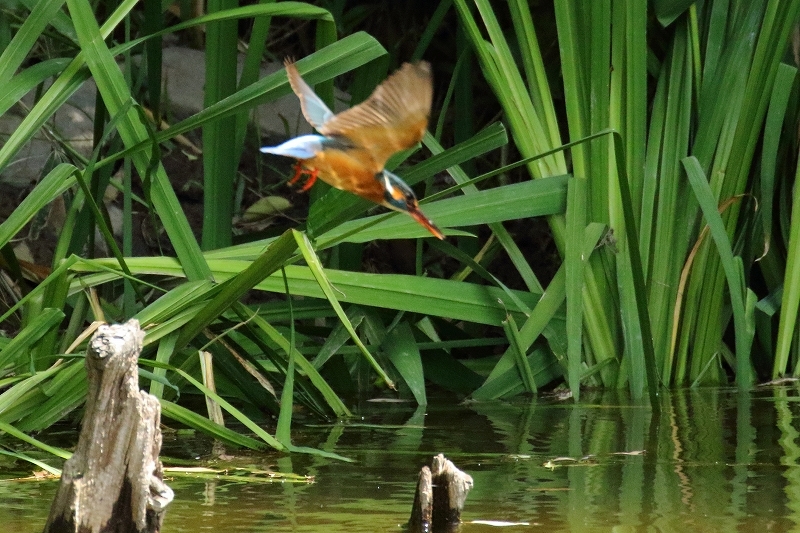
379 171 444 240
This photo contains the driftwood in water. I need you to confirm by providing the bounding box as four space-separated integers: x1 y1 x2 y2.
44 319 173 533
409 454 473 532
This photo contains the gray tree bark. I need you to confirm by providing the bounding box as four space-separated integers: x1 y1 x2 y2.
43 319 173 533
409 454 473 533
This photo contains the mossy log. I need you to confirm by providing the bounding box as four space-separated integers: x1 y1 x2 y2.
409 454 473 533
43 319 173 533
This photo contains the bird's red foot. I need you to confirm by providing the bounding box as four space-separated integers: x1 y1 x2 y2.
287 163 306 185
288 163 319 192
298 168 318 191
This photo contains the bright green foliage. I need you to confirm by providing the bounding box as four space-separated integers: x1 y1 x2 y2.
0 0 799 465
455 0 800 397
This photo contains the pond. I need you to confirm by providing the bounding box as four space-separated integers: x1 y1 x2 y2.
2 385 799 532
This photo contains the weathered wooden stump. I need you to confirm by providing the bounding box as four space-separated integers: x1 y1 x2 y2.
409 454 473 533
44 319 173 533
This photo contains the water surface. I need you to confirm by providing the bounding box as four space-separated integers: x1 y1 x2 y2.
4 386 800 532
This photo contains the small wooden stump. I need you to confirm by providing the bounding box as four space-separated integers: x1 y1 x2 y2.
44 319 173 533
409 454 473 533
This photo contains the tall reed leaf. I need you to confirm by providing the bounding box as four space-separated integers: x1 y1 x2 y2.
776 153 800 377
683 156 754 387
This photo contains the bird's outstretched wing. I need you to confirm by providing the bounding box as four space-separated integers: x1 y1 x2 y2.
285 60 432 172
322 62 432 170
285 59 335 131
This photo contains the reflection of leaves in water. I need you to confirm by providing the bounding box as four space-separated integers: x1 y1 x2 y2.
260 512 289 522
470 520 531 526
541 450 645 470
163 466 314 484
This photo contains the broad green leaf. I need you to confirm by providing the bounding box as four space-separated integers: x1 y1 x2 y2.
320 176 568 244
71 258 539 327
565 177 586 399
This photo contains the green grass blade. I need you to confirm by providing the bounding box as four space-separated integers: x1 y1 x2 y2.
71 256 540 327
0 420 71 459
202 0 240 250
760 64 797 249
612 133 659 404
456 0 620 388
0 449 61 476
471 346 561 400
294 231 394 389
0 308 64 372
162 364 285 450
654 0 694 26
623 0 648 215
276 270 296 445
430 239 531 315
160 400 266 450
134 280 214 332
0 0 66 84
149 332 178 399
68 0 211 280
384 322 427 406
0 58 70 116
565 177 586 400
232 303 351 418
507 0 561 150
485 261 563 379
646 24 693 384
682 156 754 387
0 257 77 327
422 129 543 293
502 313 536 394
175 230 297 350
233 0 275 156
320 176 568 244
775 153 800 377
0 164 77 249
15 361 87 432
0 363 63 415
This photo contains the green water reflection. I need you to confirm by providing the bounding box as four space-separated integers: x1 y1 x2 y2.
5 386 800 532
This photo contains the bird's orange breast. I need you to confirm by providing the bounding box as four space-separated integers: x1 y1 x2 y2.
302 149 386 205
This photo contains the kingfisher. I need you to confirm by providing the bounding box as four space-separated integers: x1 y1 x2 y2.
260 59 444 239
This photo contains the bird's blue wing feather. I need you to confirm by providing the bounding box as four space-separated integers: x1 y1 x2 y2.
260 135 324 160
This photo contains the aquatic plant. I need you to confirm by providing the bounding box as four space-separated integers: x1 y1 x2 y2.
0 0 798 462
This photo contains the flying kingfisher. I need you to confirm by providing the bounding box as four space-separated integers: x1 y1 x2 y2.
260 59 444 239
